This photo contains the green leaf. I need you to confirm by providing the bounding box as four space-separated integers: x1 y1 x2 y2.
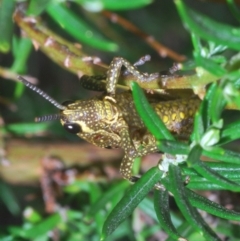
88 183 104 235
27 0 51 16
225 56 240 74
191 159 240 191
222 81 240 109
87 181 129 216
0 181 20 215
162 175 240 221
192 110 204 143
102 0 152 10
131 81 175 141
191 34 226 77
74 0 152 11
0 236 15 241
11 37 33 98
89 182 102 203
46 3 118 52
196 55 226 77
23 214 61 238
154 189 184 240
168 164 220 241
3 122 52 136
138 197 158 222
192 82 225 145
200 127 221 148
186 144 202 167
157 140 189 155
193 52 226 77
187 189 240 221
203 147 240 165
207 84 226 125
101 167 163 240
11 37 33 74
23 207 42 223
185 178 228 190
227 0 240 23
202 82 218 127
221 120 240 144
183 162 240 181
192 84 216 142
175 0 240 51
0 0 15 52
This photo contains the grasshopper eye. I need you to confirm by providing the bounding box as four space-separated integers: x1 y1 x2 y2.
62 100 75 106
63 123 82 134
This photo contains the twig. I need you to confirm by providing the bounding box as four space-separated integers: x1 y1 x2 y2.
13 9 108 77
102 10 186 62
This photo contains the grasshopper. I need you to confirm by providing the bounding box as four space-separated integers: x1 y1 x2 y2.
19 57 200 181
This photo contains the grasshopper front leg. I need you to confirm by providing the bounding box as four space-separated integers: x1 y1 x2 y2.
118 123 159 181
118 127 137 180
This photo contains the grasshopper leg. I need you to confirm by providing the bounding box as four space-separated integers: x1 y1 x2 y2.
118 127 137 180
119 127 159 181
122 55 151 76
106 57 159 95
80 56 157 94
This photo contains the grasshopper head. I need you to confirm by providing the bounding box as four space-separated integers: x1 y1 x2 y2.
59 97 121 148
18 76 97 134
59 99 101 135
19 76 121 148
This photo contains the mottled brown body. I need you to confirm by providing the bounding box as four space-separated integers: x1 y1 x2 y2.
20 57 201 181
60 91 200 180
59 57 201 180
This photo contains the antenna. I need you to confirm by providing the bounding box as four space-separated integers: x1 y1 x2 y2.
18 76 66 110
35 114 62 123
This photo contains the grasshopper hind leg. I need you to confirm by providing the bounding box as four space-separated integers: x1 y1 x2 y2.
119 127 159 181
